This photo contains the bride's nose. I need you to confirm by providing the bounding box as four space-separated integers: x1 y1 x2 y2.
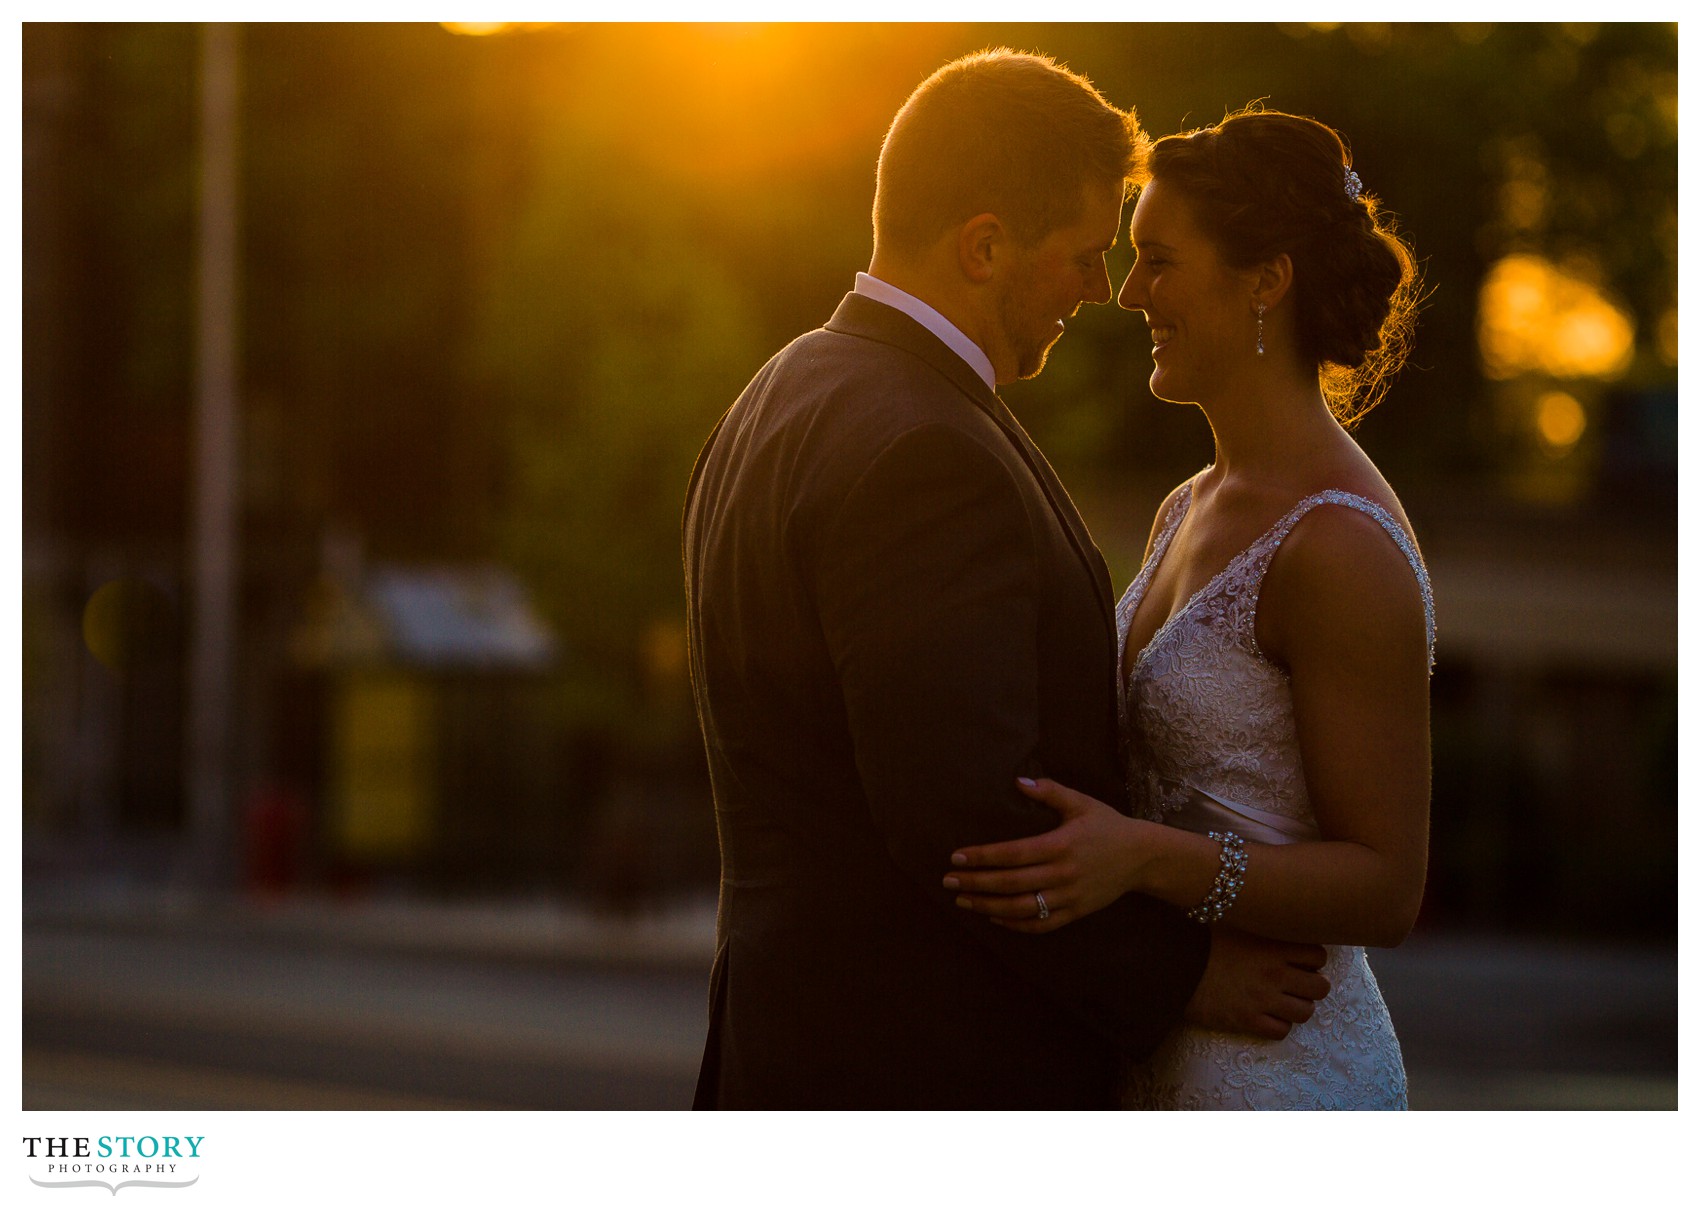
1117 268 1148 312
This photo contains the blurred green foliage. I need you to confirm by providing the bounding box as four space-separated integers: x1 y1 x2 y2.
476 121 767 740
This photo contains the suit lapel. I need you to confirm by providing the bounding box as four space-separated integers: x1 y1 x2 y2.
984 396 1117 622
825 293 1117 633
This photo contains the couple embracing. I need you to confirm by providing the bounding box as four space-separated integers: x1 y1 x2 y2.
682 49 1431 1110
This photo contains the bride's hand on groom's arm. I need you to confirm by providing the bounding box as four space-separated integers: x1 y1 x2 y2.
942 778 1167 932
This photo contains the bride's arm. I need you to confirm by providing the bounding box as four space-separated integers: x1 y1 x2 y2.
946 504 1431 949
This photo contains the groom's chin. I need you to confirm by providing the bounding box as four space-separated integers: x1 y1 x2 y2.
1016 340 1062 381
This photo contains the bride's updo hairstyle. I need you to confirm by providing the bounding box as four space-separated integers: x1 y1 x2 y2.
1146 107 1420 424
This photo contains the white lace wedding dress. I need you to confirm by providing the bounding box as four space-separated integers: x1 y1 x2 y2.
1117 479 1434 1110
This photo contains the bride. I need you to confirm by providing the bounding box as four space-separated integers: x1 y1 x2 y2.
945 108 1431 1109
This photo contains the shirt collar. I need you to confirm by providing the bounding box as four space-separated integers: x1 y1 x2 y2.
853 272 997 392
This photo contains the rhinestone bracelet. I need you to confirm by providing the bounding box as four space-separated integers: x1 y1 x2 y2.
1185 830 1248 924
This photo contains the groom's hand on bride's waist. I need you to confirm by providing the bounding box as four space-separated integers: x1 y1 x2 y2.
1182 926 1330 1041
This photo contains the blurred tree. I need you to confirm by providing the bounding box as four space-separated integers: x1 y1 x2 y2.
476 120 767 746
40 24 200 549
242 23 485 560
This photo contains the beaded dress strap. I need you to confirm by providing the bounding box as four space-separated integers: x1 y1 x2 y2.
1124 480 1195 611
1154 480 1195 549
1250 490 1436 669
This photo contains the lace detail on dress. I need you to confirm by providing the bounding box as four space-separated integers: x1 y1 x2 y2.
1115 476 1428 1110
1123 942 1407 1110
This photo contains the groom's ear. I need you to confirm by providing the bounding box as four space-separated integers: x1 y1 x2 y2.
957 213 1005 284
1252 253 1295 311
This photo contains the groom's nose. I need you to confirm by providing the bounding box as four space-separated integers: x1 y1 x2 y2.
1082 260 1114 306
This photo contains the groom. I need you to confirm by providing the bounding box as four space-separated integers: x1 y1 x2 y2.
683 49 1327 1109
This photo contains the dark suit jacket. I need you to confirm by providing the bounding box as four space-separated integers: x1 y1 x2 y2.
682 292 1210 1109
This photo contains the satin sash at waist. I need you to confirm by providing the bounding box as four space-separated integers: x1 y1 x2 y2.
1157 777 1319 847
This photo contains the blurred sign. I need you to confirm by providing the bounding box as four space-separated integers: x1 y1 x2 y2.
329 670 436 860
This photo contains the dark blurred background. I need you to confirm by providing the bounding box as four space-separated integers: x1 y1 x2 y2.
20 22 1676 1110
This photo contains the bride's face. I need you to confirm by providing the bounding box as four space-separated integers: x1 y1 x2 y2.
1118 179 1257 406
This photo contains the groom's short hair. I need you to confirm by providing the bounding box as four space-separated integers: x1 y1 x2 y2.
874 49 1145 258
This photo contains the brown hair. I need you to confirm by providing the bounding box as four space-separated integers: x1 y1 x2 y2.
1144 107 1420 425
874 49 1146 258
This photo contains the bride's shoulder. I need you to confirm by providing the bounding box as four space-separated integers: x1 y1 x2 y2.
1306 450 1418 538
1258 498 1431 671
1280 495 1414 570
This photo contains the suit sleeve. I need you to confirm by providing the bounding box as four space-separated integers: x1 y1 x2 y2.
813 422 1208 1059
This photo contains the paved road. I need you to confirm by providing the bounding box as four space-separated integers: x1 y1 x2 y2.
21 912 1676 1111
24 926 706 1110
1365 933 1676 1110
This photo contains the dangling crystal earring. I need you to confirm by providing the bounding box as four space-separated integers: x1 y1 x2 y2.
1255 303 1266 357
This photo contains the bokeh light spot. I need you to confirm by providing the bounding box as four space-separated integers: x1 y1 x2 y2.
1535 391 1587 453
82 578 175 672
1658 307 1678 366
1477 254 1636 381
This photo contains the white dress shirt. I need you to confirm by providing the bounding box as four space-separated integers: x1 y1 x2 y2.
853 272 997 392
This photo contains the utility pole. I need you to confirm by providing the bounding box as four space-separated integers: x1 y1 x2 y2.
185 22 241 888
